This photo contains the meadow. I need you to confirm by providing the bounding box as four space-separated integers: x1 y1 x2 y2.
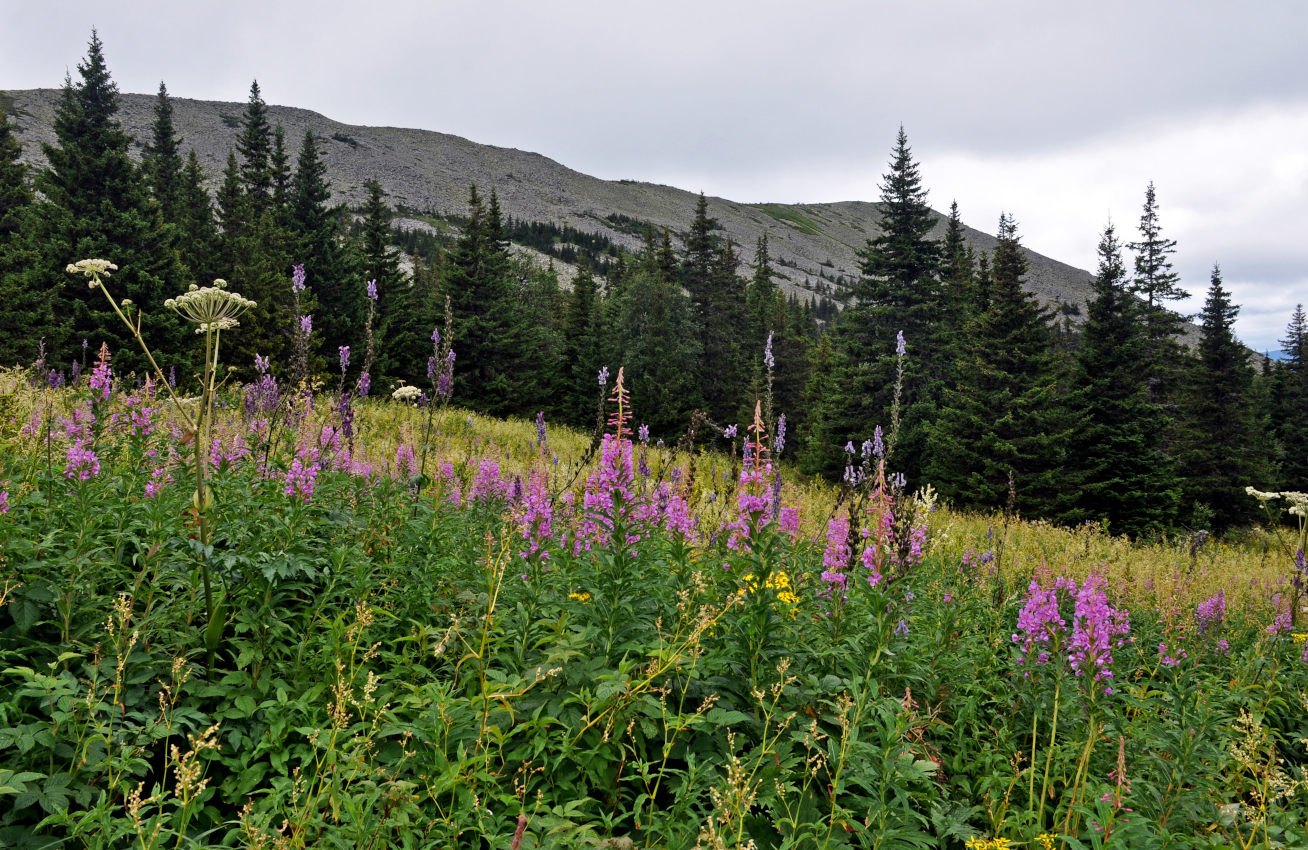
0 273 1306 849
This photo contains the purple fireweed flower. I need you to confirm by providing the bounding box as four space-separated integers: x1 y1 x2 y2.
367 278 378 301
0 490 8 513
89 343 112 401
339 346 350 371
292 264 306 293
1158 642 1187 667
70 361 80 383
821 516 851 594
598 366 609 388
516 471 553 561
437 350 455 400
763 332 775 370
471 459 506 502
1266 608 1292 635
300 315 312 335
1013 578 1069 667
775 414 786 454
896 330 906 357
394 444 418 479
579 434 638 550
779 506 799 535
1068 574 1132 695
1196 590 1226 634
65 441 101 480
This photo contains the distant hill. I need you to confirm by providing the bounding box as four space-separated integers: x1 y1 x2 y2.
3 88 1108 322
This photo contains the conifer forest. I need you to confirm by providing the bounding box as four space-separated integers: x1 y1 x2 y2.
0 32 1305 849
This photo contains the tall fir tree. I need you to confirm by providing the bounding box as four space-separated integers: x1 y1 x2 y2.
356 180 406 379
0 105 57 366
927 214 1066 517
177 150 220 282
1177 266 1268 529
1060 222 1177 536
560 260 604 426
1273 305 1308 488
807 127 943 482
20 31 189 374
607 247 703 438
236 81 274 217
441 185 530 415
1127 182 1188 405
681 193 747 423
141 82 184 225
291 130 355 358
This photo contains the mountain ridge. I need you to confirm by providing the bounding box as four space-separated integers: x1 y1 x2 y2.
4 87 1100 318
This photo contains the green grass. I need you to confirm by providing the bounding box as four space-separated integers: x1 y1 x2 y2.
752 204 824 237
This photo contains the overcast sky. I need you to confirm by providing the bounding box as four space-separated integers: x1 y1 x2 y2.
5 1 1306 352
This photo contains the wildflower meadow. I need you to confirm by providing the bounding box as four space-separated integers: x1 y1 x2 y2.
0 262 1306 849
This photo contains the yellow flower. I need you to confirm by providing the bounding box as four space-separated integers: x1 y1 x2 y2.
1036 833 1058 850
568 591 591 604
1292 632 1308 645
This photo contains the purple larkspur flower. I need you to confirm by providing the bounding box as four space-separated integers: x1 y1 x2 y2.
724 424 738 439
873 425 884 458
358 372 371 398
763 331 774 370
292 264 306 293
896 330 906 357
300 314 312 335
775 414 786 454
339 346 350 371
598 366 609 388
536 411 547 446
638 423 649 444
367 278 378 301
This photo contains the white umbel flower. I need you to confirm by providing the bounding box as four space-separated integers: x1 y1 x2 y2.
67 259 119 288
165 279 256 333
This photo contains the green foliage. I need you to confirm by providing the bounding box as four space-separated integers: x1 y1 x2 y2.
1060 222 1178 536
928 214 1069 517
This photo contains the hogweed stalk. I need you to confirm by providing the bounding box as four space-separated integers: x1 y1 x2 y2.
71 259 254 664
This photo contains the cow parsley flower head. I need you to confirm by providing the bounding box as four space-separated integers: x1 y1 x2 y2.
67 259 118 288
165 279 256 333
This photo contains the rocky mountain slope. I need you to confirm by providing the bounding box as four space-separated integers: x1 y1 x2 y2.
5 87 1099 315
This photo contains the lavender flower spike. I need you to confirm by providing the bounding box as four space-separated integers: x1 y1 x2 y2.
367 279 378 301
292 264 306 293
896 330 906 357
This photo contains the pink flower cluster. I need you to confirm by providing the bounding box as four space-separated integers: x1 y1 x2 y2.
1195 590 1226 635
1012 577 1072 667
64 441 100 481
1068 574 1132 694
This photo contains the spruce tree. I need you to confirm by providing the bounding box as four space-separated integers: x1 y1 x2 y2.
0 105 58 366
141 82 184 224
21 32 189 374
357 180 406 379
441 185 527 415
1177 266 1267 529
927 214 1066 517
291 130 355 358
607 249 702 438
808 127 943 483
178 150 220 282
681 193 746 423
1127 182 1188 405
561 260 604 426
1274 305 1308 488
1061 222 1177 536
236 81 273 217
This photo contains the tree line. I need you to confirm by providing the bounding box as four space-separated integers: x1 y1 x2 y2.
1 33 1302 536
